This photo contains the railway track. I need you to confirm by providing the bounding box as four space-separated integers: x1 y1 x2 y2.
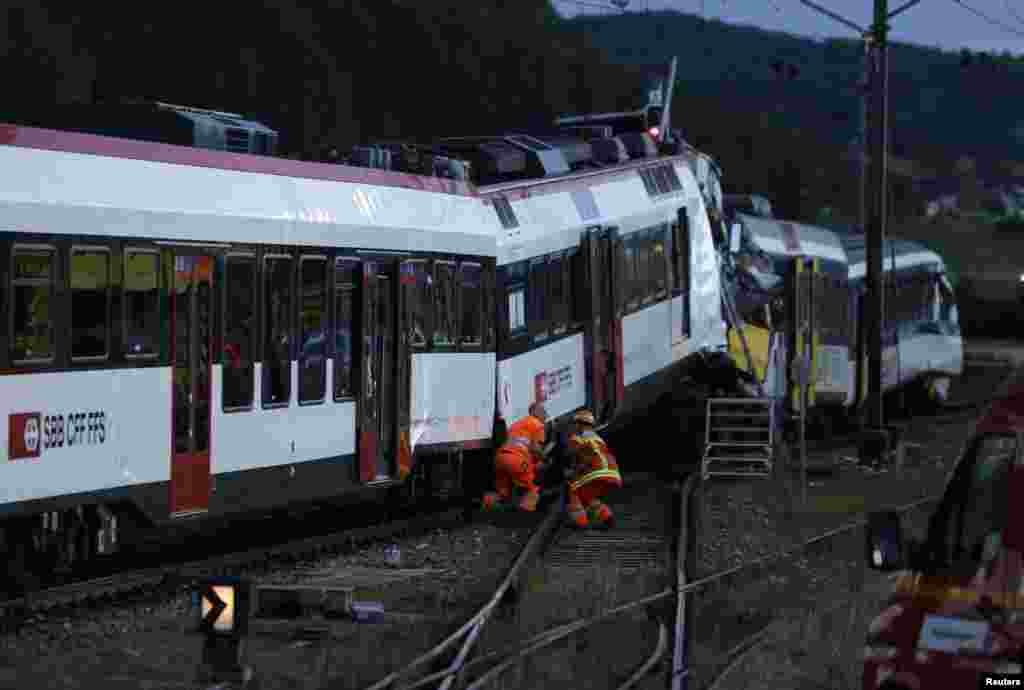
360 477 676 690
356 368 1010 689
366 484 934 690
0 499 476 627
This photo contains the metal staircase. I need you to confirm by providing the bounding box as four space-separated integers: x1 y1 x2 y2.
700 397 776 479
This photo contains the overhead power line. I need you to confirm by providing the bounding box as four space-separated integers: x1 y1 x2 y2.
1006 0 1024 30
948 0 1024 39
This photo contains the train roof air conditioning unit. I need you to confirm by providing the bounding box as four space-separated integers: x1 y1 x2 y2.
591 137 630 165
350 145 395 170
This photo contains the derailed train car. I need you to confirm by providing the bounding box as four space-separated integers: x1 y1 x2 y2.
0 120 733 587
723 211 963 431
724 213 853 423
842 233 963 413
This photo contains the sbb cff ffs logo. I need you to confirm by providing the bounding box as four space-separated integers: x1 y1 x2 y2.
8 410 108 460
9 412 42 460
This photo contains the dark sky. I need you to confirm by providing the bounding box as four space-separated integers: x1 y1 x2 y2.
556 0 1024 55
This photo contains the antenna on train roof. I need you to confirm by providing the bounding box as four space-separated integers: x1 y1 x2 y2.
554 57 679 148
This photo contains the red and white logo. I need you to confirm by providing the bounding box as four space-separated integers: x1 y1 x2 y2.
9 412 42 461
534 373 547 403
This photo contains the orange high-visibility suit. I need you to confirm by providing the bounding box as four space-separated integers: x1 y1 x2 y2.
566 429 622 528
482 415 545 513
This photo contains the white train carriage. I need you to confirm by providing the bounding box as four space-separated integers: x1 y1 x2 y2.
842 234 963 409
434 133 726 437
0 124 501 568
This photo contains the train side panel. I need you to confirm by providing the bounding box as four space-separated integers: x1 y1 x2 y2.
0 368 171 506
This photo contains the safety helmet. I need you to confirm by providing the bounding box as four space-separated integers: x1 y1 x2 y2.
573 409 595 426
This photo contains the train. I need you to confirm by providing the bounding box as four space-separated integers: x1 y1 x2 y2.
0 107 963 588
722 210 963 434
0 116 745 586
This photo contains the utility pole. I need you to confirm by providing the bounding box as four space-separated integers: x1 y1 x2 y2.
863 0 889 462
793 0 925 465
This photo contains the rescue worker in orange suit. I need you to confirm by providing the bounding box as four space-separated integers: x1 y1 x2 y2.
482 402 549 513
566 409 622 529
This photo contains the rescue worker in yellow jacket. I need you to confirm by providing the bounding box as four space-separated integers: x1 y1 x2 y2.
482 402 548 513
566 409 622 529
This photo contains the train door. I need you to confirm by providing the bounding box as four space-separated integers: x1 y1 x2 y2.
583 226 621 424
787 256 819 413
169 253 214 517
670 207 690 347
357 259 402 482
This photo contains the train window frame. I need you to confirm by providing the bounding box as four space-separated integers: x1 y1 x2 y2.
123 248 161 361
261 253 294 409
650 224 669 301
665 165 682 192
432 260 458 348
69 244 112 363
222 252 257 413
333 256 359 402
528 256 550 342
671 213 690 287
10 244 57 366
567 249 585 331
622 233 643 312
638 168 658 197
401 259 431 350
548 253 569 336
297 254 328 406
458 261 483 348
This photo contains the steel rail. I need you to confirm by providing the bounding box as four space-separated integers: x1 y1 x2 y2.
362 490 564 690
394 487 939 690
618 622 669 690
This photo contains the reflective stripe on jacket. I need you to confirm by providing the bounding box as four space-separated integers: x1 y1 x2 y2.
568 430 621 491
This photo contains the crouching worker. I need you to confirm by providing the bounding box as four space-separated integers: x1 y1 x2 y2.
566 409 622 529
482 402 548 513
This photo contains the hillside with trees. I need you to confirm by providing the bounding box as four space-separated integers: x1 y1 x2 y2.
5 3 1022 228
1 1 648 157
563 10 1024 176
555 10 1024 225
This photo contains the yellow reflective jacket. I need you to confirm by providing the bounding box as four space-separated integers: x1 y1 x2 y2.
568 430 622 491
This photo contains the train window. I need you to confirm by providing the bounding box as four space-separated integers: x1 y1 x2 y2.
298 256 327 404
650 225 668 299
528 257 549 341
11 247 55 364
508 288 526 335
433 261 457 346
334 258 358 400
70 247 111 361
493 196 519 230
124 250 160 359
568 250 586 330
672 213 690 292
504 261 528 340
402 260 430 349
459 262 482 347
548 255 568 335
262 255 293 407
653 166 671 195
638 168 658 197
623 235 642 311
665 165 682 192
222 255 256 411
